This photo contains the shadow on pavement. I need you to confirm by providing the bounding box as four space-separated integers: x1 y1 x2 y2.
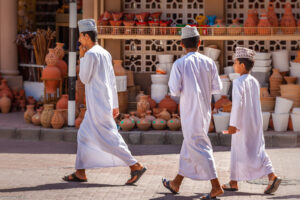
0 183 124 193
150 192 203 200
267 195 300 199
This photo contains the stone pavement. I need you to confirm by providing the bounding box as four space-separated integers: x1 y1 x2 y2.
0 139 299 200
1 112 300 147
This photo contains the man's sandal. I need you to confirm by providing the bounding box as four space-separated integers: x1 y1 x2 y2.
62 172 88 182
264 177 282 194
162 178 179 194
200 193 218 200
222 183 239 191
126 167 147 185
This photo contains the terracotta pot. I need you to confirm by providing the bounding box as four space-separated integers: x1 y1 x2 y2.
41 104 54 128
213 19 226 35
257 10 271 35
284 76 297 84
0 94 11 113
158 95 177 114
0 79 8 90
129 112 139 124
298 19 300 32
147 96 156 110
269 69 283 91
56 94 68 109
136 22 148 35
123 21 135 35
76 79 85 105
32 108 42 126
137 114 151 131
158 108 171 121
42 49 61 94
214 95 231 110
260 88 270 97
160 20 169 35
137 95 150 117
124 13 135 21
150 12 161 22
228 19 242 35
103 11 112 20
167 114 181 131
136 13 149 23
113 60 126 76
1 88 13 100
120 114 135 131
145 110 156 122
75 107 86 129
267 2 279 33
152 118 167 130
244 10 257 35
109 20 123 34
136 91 145 102
222 103 232 112
280 3 296 34
24 105 35 123
54 42 64 59
112 12 123 21
51 110 64 129
153 107 163 116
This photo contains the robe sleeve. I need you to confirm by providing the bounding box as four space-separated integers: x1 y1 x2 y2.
168 62 182 97
211 61 223 94
108 56 119 109
230 79 243 129
79 53 95 84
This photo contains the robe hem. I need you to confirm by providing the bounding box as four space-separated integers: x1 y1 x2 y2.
75 160 137 170
230 168 274 182
178 170 217 181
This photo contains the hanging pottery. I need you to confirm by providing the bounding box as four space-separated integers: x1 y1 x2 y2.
41 104 54 128
54 42 68 78
51 110 65 129
257 10 271 35
120 114 135 131
158 108 171 121
137 95 150 117
280 3 296 34
158 95 177 114
244 10 257 35
24 105 35 123
123 21 136 35
42 49 61 94
0 94 11 113
267 2 279 33
137 114 151 131
32 108 42 126
113 60 126 76
56 94 68 109
152 118 167 130
167 114 181 131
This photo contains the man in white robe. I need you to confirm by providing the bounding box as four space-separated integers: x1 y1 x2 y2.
63 19 146 185
162 25 224 200
222 47 281 194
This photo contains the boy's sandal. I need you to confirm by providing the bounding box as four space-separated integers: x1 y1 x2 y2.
62 172 88 182
125 167 147 185
264 177 282 194
222 183 239 191
200 193 218 200
162 178 179 194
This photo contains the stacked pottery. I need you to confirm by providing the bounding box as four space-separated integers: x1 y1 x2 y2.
244 10 257 35
269 69 283 97
260 88 275 112
213 112 231 133
280 3 296 34
290 51 300 84
252 51 272 86
204 46 221 73
280 84 300 108
272 97 293 131
271 50 289 73
291 108 300 131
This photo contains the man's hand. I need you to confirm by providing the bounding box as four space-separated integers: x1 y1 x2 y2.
79 45 87 58
113 108 120 119
223 126 239 135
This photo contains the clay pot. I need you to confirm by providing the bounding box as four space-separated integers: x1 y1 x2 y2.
298 19 300 32
109 20 123 34
222 103 232 112
137 95 150 117
75 107 86 129
145 110 156 122
137 114 151 131
0 79 8 90
136 22 148 35
147 96 157 110
280 3 296 34
158 95 177 114
0 94 11 113
284 76 297 84
167 114 181 131
113 60 126 76
228 19 242 35
136 13 149 23
160 20 170 35
214 95 231 110
120 114 135 131
41 104 54 128
269 69 283 91
32 108 42 126
150 12 161 22
267 2 279 33
112 12 123 21
51 109 65 129
153 107 163 116
1 88 13 100
244 10 257 35
158 108 171 121
124 13 135 21
54 42 65 60
152 118 167 130
42 49 61 94
136 91 145 102
260 88 270 97
257 10 271 35
123 21 135 35
103 11 112 20
56 94 68 109
76 79 85 105
24 105 35 123
213 19 226 35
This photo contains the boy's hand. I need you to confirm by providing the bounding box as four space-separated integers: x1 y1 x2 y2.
113 108 120 119
79 45 87 58
223 126 239 134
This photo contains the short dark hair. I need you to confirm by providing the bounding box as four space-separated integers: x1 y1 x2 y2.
181 36 200 49
237 58 254 72
82 30 97 42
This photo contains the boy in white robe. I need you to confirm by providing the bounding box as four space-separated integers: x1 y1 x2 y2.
63 19 146 185
222 47 281 194
162 25 224 200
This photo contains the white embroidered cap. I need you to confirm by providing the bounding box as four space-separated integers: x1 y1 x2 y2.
233 47 256 61
78 19 97 33
181 25 200 39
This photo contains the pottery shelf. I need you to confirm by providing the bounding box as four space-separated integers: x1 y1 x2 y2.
98 26 300 41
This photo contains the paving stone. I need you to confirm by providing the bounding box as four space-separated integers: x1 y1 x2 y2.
165 131 183 145
40 128 64 142
63 128 78 143
16 128 41 141
128 131 141 144
0 127 16 139
272 132 297 147
141 131 166 145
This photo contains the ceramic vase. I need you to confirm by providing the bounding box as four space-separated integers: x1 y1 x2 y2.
56 94 68 109
51 109 65 129
267 2 279 33
136 114 151 131
257 10 271 35
244 10 257 35
41 104 54 128
24 105 35 123
158 95 177 114
137 95 150 117
0 94 11 113
32 108 42 126
120 114 135 131
152 118 167 130
167 114 181 131
280 3 296 34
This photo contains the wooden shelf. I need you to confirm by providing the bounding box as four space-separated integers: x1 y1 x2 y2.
97 26 300 41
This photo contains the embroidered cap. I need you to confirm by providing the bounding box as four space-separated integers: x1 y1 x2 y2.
233 47 256 61
181 25 200 39
78 19 97 33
